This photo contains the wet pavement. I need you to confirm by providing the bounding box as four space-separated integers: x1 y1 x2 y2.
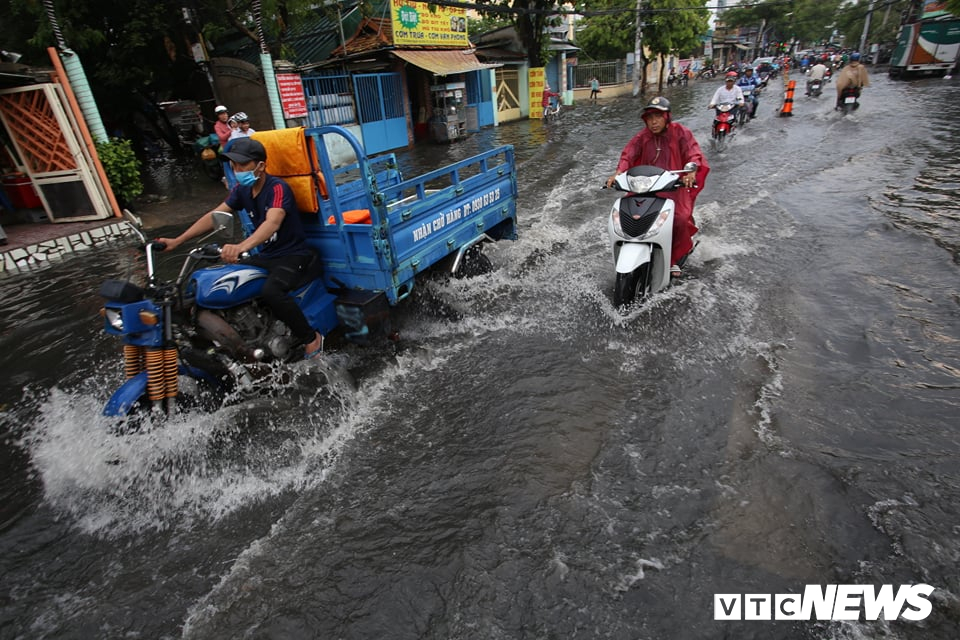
2 71 960 639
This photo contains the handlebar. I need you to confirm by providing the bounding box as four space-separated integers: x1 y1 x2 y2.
193 243 250 261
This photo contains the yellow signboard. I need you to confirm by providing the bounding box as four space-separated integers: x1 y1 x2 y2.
391 1 470 47
529 67 545 119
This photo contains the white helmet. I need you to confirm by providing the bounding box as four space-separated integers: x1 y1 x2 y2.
214 105 228 114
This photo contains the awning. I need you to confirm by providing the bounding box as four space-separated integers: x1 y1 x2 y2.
734 44 750 51
392 49 501 76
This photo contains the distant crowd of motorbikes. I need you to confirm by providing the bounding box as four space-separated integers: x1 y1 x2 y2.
664 55 863 151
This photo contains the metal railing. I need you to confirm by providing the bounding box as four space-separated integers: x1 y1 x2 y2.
573 60 625 87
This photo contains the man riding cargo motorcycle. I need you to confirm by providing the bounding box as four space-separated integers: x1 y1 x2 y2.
156 137 326 360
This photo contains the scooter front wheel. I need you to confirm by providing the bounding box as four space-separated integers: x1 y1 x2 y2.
613 263 653 308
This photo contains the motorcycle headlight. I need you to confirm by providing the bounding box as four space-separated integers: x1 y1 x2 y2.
623 174 657 193
105 308 124 331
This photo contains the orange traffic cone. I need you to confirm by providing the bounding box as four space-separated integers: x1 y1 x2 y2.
780 80 796 117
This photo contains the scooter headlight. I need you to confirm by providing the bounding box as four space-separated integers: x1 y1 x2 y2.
623 174 658 193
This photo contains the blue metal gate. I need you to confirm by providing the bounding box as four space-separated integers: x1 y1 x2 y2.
353 73 407 155
465 71 495 130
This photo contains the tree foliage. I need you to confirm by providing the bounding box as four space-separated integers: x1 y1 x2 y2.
575 0 709 61
833 0 912 48
574 0 637 60
643 0 710 58
471 0 565 66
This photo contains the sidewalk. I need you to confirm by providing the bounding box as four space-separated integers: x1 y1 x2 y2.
0 174 227 276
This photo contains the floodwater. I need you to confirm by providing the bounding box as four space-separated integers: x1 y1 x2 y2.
1 71 959 639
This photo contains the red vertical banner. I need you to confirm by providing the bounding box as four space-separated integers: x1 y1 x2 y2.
276 73 308 119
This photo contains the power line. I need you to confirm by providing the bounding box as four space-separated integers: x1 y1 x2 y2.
425 0 796 18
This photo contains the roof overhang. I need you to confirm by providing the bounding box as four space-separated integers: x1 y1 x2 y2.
392 49 501 76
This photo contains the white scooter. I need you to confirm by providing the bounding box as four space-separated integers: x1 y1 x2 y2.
606 163 698 308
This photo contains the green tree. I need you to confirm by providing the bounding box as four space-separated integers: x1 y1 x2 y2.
574 0 637 60
472 0 564 66
644 0 710 74
7 0 331 150
833 0 911 49
467 12 514 37
720 0 842 51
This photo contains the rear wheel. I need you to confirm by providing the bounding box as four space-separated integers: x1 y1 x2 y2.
454 244 493 279
714 130 727 152
613 263 653 309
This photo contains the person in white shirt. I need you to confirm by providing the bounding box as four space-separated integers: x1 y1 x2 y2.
708 72 745 120
806 62 828 95
228 112 256 139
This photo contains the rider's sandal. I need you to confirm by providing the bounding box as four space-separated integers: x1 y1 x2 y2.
304 334 325 360
670 265 683 278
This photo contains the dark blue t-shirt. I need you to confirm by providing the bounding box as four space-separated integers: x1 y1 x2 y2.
224 174 308 258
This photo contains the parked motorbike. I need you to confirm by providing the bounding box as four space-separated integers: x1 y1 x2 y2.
98 211 343 419
697 67 716 80
605 163 698 308
837 86 860 115
711 102 737 152
808 78 823 97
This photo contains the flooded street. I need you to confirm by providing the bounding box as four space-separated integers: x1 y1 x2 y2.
2 71 959 639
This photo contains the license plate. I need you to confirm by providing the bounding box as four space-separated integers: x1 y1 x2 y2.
845 96 856 104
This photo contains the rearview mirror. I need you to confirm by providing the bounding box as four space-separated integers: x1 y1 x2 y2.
121 208 146 244
211 210 234 235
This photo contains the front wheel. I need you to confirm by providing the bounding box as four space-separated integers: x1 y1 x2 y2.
104 364 225 420
613 263 653 309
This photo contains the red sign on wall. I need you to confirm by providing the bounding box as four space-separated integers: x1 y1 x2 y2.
276 73 308 119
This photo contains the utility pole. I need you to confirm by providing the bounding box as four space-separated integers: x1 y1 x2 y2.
753 18 767 60
859 0 876 56
633 0 645 96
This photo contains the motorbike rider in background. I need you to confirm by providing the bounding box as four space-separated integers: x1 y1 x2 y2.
605 97 710 278
806 60 828 95
834 52 870 110
155 138 326 360
708 72 746 121
736 66 763 118
213 105 232 149
541 85 561 118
